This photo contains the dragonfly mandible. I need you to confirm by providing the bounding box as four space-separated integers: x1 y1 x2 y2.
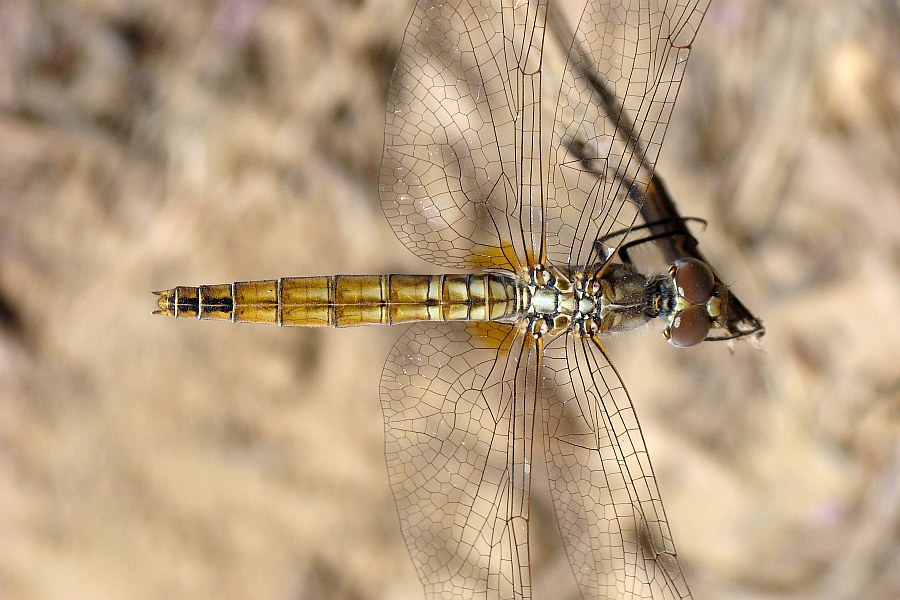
155 1 763 598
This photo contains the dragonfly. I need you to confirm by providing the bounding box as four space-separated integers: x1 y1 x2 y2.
155 1 763 598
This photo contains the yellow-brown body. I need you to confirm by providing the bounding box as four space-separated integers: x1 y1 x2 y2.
155 274 524 327
156 261 724 346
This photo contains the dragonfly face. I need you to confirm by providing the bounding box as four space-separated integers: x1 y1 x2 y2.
157 1 764 598
666 257 723 347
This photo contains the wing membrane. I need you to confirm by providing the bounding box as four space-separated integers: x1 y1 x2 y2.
548 1 762 340
380 0 550 270
380 1 709 272
378 1 712 598
541 333 692 599
546 0 709 269
380 322 542 598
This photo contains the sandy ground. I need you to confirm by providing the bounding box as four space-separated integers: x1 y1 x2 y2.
1 0 898 599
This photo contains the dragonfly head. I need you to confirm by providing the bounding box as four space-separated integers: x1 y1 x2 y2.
663 258 726 348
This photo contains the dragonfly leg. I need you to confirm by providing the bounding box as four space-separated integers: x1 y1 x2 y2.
595 217 708 265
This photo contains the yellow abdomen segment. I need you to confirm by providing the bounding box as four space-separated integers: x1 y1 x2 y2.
154 274 522 327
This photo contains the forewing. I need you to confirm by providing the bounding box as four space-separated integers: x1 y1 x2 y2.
380 0 549 270
541 333 693 599
381 322 542 598
546 0 710 269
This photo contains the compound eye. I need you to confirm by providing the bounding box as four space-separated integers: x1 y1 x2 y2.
668 305 711 348
674 258 715 305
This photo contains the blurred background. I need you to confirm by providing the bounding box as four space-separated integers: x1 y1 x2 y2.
1 0 897 598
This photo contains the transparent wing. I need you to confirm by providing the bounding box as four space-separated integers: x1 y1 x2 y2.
380 0 550 270
380 322 541 598
547 2 763 340
380 0 709 272
546 0 710 269
541 333 693 599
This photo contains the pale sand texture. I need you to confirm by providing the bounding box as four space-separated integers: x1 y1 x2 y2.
1 1 897 599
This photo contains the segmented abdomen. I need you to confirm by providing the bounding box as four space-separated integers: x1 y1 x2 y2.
155 274 523 327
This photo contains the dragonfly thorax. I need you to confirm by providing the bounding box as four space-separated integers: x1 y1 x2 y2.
522 266 575 337
522 263 664 339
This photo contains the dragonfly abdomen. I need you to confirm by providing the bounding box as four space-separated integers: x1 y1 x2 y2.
154 273 524 327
